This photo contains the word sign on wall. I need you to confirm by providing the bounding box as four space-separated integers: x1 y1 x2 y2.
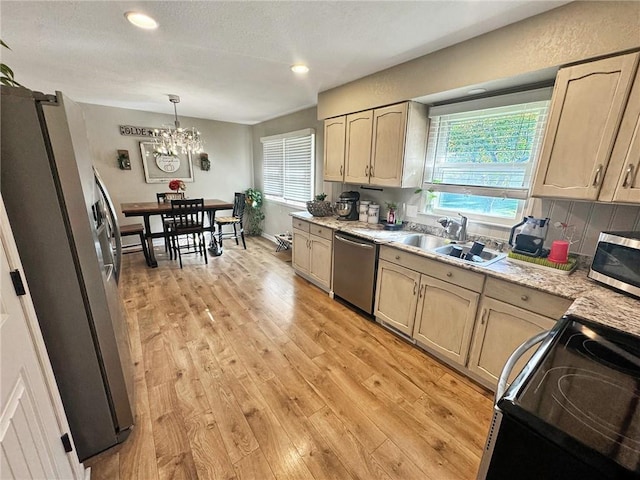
119 125 156 137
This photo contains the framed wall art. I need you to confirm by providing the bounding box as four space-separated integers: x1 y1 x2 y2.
139 141 194 184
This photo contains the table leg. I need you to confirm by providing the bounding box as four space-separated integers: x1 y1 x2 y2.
142 215 158 268
207 211 223 256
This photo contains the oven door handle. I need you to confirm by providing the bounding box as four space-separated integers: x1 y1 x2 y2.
335 234 374 249
495 329 550 404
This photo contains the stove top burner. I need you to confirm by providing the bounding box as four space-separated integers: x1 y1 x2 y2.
508 318 640 474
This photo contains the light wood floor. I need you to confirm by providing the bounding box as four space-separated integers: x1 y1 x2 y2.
86 236 493 480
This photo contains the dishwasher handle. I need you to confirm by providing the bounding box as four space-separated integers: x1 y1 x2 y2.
495 329 550 404
335 234 374 249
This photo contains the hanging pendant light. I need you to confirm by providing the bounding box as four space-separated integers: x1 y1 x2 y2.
153 95 203 155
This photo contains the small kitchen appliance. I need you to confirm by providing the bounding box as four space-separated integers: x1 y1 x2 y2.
589 231 640 298
335 191 360 221
508 216 550 257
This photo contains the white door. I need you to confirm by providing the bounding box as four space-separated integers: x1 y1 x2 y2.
0 198 85 479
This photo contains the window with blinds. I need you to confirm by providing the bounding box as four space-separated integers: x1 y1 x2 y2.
261 128 315 206
423 88 551 224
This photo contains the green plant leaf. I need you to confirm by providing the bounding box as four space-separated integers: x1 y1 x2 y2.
0 40 11 50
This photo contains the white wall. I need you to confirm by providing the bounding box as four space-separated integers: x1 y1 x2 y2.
81 103 253 237
251 107 327 238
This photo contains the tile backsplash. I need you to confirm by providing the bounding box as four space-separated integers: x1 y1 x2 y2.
332 183 640 257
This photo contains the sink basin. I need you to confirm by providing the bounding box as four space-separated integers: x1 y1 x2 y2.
431 243 507 267
399 234 449 250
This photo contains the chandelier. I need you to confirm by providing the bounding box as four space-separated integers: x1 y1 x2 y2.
153 94 203 155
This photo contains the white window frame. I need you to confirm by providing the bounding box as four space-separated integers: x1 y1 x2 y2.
261 128 315 208
422 88 552 226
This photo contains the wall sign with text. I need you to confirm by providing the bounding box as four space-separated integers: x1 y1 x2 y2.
119 125 156 137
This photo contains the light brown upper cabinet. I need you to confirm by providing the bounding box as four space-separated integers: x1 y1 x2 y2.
326 101 428 187
323 116 346 182
599 61 640 203
344 110 373 184
532 51 640 201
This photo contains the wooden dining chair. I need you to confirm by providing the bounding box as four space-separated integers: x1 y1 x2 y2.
120 223 151 265
215 192 246 250
157 192 184 258
168 198 208 268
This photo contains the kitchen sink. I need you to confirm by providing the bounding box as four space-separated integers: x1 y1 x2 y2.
399 234 449 250
431 243 507 267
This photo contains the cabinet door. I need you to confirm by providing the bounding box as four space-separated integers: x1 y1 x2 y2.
608 66 640 204
374 260 420 336
412 275 479 365
532 52 639 200
292 228 310 273
468 297 556 388
324 116 346 182
308 235 332 289
370 103 407 187
344 111 373 184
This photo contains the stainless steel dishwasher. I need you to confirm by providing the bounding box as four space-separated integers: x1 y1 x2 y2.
332 232 379 315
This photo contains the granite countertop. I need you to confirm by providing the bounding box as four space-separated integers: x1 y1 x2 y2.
290 211 640 337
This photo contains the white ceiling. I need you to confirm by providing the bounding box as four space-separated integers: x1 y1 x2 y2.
1 1 568 125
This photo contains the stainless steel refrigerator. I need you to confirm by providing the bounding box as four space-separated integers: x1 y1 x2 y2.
0 86 134 461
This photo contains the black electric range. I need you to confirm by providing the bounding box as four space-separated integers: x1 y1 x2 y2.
479 315 640 480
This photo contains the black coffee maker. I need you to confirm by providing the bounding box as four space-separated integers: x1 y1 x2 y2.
335 191 360 221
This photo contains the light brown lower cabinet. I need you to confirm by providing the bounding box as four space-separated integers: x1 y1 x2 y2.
292 221 333 291
412 275 479 365
467 297 556 386
374 254 481 365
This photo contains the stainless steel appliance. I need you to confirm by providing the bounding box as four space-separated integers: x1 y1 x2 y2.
335 191 360 221
1 87 134 460
589 231 640 299
508 216 550 257
333 232 378 314
478 315 640 480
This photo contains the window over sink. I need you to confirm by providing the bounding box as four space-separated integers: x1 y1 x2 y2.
422 88 551 225
261 128 315 207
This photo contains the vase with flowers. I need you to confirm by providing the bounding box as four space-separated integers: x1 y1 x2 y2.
168 179 186 193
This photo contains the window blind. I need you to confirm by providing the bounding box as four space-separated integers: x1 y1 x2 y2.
424 89 551 200
261 128 315 204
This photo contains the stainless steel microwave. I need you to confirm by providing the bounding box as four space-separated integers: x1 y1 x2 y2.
589 231 640 298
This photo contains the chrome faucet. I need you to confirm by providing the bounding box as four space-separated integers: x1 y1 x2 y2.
438 213 468 242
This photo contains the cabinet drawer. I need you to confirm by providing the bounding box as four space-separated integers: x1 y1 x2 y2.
379 246 485 292
484 277 572 319
309 224 333 240
291 218 310 233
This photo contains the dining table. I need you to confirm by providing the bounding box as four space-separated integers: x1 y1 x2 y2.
121 198 234 267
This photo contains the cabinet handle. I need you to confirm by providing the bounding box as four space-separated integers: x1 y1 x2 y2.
365 165 369 177
395 255 401 260
340 165 343 176
592 165 603 187
481 309 487 325
622 164 635 188
521 295 529 301
446 272 453 277
413 281 417 296
419 284 425 298
370 165 374 177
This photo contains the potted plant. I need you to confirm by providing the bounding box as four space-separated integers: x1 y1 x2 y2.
306 193 333 217
1 40 22 87
244 188 265 236
385 201 398 224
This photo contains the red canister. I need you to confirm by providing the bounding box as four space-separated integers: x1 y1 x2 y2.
548 240 569 264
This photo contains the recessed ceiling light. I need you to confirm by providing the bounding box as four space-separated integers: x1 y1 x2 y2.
125 12 158 30
291 64 310 74
468 88 487 95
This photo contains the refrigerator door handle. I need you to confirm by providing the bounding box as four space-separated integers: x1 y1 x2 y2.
495 329 550 404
